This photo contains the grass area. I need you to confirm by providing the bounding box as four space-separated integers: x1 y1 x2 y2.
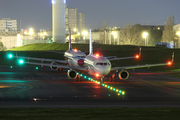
6 43 180 71
0 108 180 120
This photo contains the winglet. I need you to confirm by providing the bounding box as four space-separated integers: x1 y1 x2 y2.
69 27 72 50
172 52 174 63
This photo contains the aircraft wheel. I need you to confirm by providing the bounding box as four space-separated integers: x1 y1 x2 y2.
110 77 112 82
80 77 83 82
76 76 79 82
114 77 116 82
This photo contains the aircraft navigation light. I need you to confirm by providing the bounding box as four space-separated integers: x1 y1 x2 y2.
135 55 139 59
168 61 172 65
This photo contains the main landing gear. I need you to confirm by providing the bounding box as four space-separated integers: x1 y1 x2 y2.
110 71 116 82
58 68 63 73
76 71 84 82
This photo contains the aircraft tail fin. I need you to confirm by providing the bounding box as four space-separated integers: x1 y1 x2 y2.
89 29 93 55
69 27 72 50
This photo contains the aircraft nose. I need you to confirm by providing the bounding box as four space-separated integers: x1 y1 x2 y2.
98 66 111 76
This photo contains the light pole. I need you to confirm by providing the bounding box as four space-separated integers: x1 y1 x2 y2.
143 32 148 46
82 31 87 43
112 31 117 45
176 32 180 48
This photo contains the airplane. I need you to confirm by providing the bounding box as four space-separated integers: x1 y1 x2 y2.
7 27 86 73
8 29 174 83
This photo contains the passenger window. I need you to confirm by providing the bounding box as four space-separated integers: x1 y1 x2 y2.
104 63 107 65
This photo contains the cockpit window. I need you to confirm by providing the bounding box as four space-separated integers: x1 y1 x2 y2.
100 63 103 65
77 56 85 58
96 63 100 65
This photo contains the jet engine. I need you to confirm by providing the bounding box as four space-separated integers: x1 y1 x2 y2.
67 69 77 79
50 62 58 71
119 70 129 80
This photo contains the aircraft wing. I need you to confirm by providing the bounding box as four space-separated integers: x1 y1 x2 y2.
25 62 88 71
47 51 64 54
111 52 174 71
111 62 171 71
14 56 68 64
108 56 139 61
108 47 141 61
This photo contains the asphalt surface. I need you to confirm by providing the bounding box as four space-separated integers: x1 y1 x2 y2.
0 65 180 108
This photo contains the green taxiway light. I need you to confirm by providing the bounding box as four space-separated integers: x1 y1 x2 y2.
8 54 13 59
88 77 91 80
80 74 83 77
107 86 110 89
119 90 122 93
36 67 38 70
84 76 87 79
19 59 24 64
113 88 116 91
10 66 13 68
77 73 79 75
102 84 105 86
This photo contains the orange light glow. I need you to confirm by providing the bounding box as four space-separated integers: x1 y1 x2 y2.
167 61 172 65
74 49 78 52
135 55 139 59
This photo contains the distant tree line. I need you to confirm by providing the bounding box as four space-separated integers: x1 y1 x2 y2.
99 14 177 46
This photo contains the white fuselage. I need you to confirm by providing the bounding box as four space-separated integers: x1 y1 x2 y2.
64 49 86 67
84 54 111 76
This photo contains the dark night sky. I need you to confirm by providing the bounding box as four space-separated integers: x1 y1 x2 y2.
0 0 179 30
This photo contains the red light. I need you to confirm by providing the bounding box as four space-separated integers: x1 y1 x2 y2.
167 61 172 65
95 73 99 77
95 54 99 57
135 55 139 59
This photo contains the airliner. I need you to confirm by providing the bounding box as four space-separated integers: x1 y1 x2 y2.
10 29 174 83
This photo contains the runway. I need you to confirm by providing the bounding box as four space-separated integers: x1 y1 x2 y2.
0 65 180 108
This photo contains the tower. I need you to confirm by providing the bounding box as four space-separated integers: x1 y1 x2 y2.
52 0 65 43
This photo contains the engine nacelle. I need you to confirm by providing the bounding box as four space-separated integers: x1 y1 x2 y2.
119 70 129 80
50 62 58 71
67 70 77 79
